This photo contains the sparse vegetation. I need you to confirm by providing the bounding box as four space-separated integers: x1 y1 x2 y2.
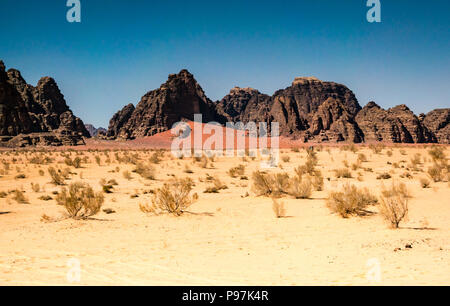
379 183 410 229
56 182 104 220
140 178 197 216
326 184 377 218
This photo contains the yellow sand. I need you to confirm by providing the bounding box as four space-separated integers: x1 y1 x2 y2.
0 146 448 285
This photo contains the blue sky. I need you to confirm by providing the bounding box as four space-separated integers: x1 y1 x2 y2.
0 0 449 128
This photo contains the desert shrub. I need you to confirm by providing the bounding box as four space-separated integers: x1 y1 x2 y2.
370 144 383 154
56 182 104 220
252 171 288 197
204 177 228 193
133 162 156 180
38 169 45 176
39 195 53 201
386 150 393 157
357 153 368 163
376 173 392 180
420 178 431 188
15 174 26 179
326 184 378 218
184 164 194 174
288 176 312 199
12 189 29 204
31 183 40 193
379 183 409 228
149 151 163 164
123 170 132 180
334 168 352 178
66 157 82 168
272 198 286 218
48 167 65 185
140 178 198 216
428 146 446 162
427 162 449 183
228 164 246 178
102 185 114 194
0 191 7 198
95 155 101 166
410 153 422 168
381 182 411 199
282 156 291 163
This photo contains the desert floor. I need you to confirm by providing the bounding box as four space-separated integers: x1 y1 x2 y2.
0 145 449 286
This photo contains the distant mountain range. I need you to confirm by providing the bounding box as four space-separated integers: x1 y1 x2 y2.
107 69 449 144
0 60 448 147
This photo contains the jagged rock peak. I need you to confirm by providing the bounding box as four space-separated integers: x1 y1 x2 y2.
0 60 89 147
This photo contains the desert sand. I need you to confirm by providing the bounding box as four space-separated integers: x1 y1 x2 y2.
0 144 449 286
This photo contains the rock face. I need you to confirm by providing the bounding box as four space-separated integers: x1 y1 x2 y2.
355 102 435 143
422 109 450 144
108 69 448 144
85 124 107 137
0 60 89 147
106 103 135 139
107 70 216 139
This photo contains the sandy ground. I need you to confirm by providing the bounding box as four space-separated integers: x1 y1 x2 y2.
0 145 449 286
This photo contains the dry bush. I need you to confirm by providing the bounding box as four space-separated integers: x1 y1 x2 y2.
184 164 194 174
428 146 446 162
228 164 246 178
65 157 82 168
288 176 312 199
48 167 65 185
0 191 7 198
252 171 288 197
56 182 104 220
357 153 368 163
427 162 449 183
386 150 393 157
381 182 411 199
134 162 156 180
122 170 132 180
140 178 197 216
410 153 422 168
204 177 228 193
376 173 392 180
12 189 29 204
149 151 164 164
15 174 26 179
31 183 40 193
420 178 431 188
326 184 378 218
282 155 291 163
334 168 352 178
379 183 409 228
38 169 45 176
272 198 286 218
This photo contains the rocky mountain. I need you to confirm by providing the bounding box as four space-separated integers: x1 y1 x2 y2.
108 70 216 139
422 109 450 144
85 124 107 138
355 102 435 143
106 69 448 144
0 60 90 147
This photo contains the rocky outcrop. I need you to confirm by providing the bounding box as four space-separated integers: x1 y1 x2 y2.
422 109 450 144
85 124 107 137
0 60 89 147
106 103 135 139
108 70 216 139
215 87 272 124
306 98 364 142
355 102 435 143
108 69 448 144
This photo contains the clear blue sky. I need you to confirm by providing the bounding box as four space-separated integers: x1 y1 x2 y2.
0 0 449 128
